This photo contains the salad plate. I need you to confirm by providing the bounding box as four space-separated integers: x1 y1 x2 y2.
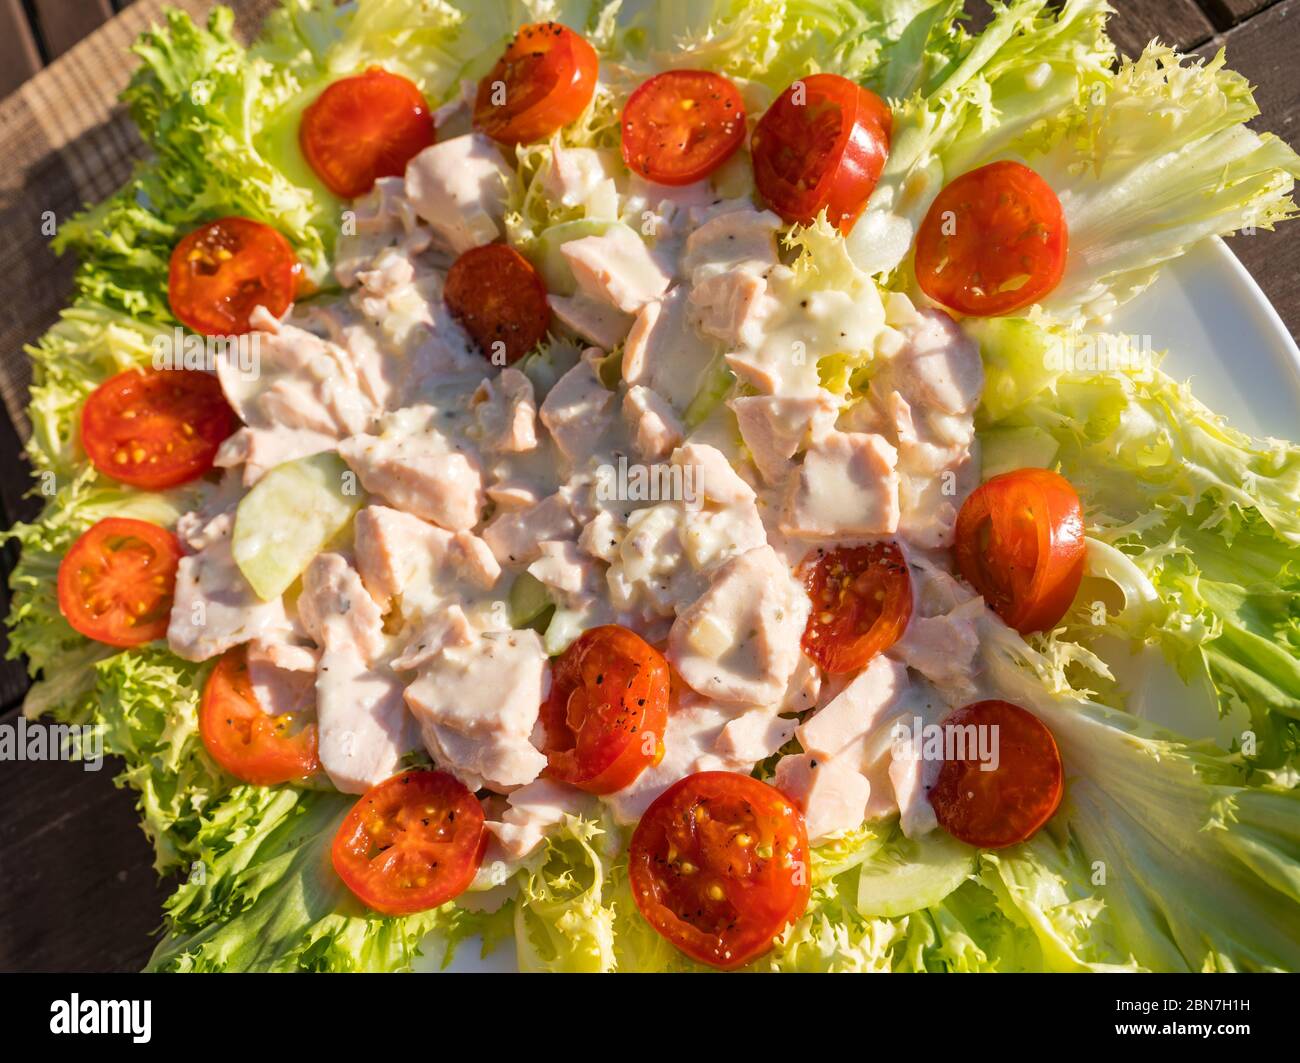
8 0 1300 974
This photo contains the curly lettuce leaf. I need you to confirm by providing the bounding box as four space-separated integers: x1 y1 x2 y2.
148 784 510 971
971 316 1300 764
56 7 339 320
980 616 1300 972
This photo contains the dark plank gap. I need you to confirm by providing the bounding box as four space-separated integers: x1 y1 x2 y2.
0 708 169 972
1200 0 1284 31
0 0 42 101
33 0 114 59
1199 0 1300 339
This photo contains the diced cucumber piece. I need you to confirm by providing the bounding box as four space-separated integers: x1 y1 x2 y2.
529 219 626 296
232 452 364 600
855 829 977 918
683 352 736 430
978 425 1060 480
509 571 554 628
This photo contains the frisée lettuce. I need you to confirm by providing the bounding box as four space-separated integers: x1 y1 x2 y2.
5 0 1300 974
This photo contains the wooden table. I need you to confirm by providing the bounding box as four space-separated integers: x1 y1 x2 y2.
0 0 1297 972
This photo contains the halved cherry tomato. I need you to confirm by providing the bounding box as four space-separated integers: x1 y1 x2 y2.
300 67 436 199
929 699 1063 849
199 645 319 786
800 542 912 675
81 367 234 490
630 771 811 969
473 22 599 146
750 73 891 231
444 243 550 364
621 70 746 186
540 624 669 794
954 468 1085 635
57 517 181 648
331 770 487 916
168 217 300 336
915 160 1068 317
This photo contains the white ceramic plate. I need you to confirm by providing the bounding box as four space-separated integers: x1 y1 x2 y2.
423 235 1300 973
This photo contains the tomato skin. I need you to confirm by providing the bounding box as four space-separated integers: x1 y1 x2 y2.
929 699 1063 849
621 70 746 186
800 542 913 675
81 367 234 490
750 73 891 231
954 468 1086 635
629 771 811 969
300 67 436 199
915 160 1068 317
331 770 487 916
540 625 670 794
57 517 181 648
199 646 320 786
443 243 551 364
473 22 599 146
168 217 300 336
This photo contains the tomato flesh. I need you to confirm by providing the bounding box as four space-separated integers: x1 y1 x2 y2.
629 771 811 969
444 243 550 364
199 645 319 786
168 217 299 336
929 699 1063 849
332 770 486 916
954 467 1085 634
540 625 670 794
800 542 912 675
915 160 1068 317
750 73 891 231
300 67 436 199
474 22 599 146
81 367 234 490
57 517 181 648
621 70 746 186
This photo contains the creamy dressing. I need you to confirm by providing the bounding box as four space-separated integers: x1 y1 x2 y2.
167 125 996 858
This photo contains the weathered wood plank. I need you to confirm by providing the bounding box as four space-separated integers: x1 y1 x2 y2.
0 0 42 102
33 0 115 60
1199 0 1283 30
1200 0 1300 340
1108 0 1217 54
0 709 170 971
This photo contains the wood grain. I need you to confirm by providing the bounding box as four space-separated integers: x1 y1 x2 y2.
33 0 115 59
0 708 169 972
0 0 41 101
1202 0 1284 28
1107 0 1217 53
1201 0 1300 339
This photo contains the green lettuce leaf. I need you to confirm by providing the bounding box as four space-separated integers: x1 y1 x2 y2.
979 616 1300 972
148 784 511 971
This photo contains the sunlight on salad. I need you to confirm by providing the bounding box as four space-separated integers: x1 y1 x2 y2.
10 0 1300 975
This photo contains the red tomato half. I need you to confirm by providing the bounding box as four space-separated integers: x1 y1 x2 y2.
332 770 487 916
541 625 670 794
954 468 1086 635
81 367 234 490
750 72 891 231
57 517 181 648
915 160 1068 317
199 645 320 787
621 70 746 186
443 243 551 364
473 22 599 146
300 67 436 199
168 217 300 336
629 771 811 969
929 699 1063 849
800 542 912 675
